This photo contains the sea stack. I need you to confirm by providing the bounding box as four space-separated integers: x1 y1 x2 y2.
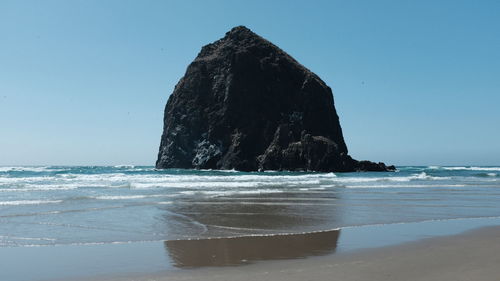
156 26 394 172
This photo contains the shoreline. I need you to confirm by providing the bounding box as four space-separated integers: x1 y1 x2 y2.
4 217 500 281
99 224 500 281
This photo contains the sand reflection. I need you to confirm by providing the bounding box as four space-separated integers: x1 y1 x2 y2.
164 229 340 267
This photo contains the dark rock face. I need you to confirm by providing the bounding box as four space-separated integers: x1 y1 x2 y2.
156 26 394 172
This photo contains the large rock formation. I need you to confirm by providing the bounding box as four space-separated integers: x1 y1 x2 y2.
156 26 394 172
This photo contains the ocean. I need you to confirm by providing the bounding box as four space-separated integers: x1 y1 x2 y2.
1 165 500 248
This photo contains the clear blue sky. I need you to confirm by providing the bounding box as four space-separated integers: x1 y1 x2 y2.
1 0 499 166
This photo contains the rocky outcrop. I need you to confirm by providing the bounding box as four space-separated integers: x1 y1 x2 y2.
156 26 394 172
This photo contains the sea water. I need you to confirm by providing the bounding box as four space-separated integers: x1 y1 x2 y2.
1 165 500 247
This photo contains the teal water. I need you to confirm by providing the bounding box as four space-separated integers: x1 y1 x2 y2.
1 166 500 247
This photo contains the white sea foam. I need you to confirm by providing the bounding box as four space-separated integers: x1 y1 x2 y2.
95 194 174 200
113 165 135 168
344 184 467 189
0 176 53 184
0 170 458 193
0 186 78 192
0 235 56 241
180 188 284 196
333 172 450 184
199 168 238 173
95 195 151 200
299 187 326 191
129 180 322 189
0 200 62 206
36 172 337 184
0 166 66 172
443 167 500 171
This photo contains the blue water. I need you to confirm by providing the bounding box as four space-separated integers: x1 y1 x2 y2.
1 166 500 247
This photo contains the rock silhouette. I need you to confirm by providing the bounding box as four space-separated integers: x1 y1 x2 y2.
156 26 394 172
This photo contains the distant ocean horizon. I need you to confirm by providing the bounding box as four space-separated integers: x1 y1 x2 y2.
1 165 499 248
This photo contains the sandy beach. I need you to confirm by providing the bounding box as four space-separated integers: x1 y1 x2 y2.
96 225 500 281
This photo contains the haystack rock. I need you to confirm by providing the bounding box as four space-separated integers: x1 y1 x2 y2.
156 26 394 172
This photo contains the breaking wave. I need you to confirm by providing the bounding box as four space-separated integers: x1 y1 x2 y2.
442 167 500 171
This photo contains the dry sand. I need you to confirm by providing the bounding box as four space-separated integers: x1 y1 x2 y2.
98 225 500 281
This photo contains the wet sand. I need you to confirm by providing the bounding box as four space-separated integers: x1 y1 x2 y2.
99 225 500 281
164 229 340 267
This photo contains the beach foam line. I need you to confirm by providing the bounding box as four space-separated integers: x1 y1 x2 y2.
94 194 176 200
161 215 500 242
0 166 67 173
443 166 500 171
0 176 57 184
0 200 63 206
179 188 284 196
0 235 56 241
0 185 79 192
332 172 451 183
27 172 338 182
113 165 136 168
6 216 500 248
342 184 467 188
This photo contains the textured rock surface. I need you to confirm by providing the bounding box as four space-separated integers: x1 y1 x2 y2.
156 26 394 172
